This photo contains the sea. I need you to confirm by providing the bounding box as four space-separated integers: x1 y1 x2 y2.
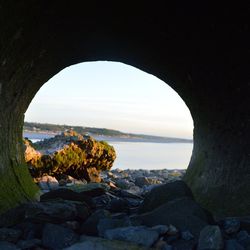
23 132 193 170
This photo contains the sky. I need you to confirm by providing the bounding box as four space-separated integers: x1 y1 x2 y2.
25 61 193 139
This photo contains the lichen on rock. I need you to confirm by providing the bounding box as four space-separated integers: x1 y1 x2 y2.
24 130 116 183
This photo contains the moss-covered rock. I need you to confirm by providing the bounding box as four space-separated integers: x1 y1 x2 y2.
24 131 116 182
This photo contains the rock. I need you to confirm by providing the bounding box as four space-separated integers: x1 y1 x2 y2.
181 230 194 240
0 205 27 228
36 175 59 190
151 225 169 235
104 226 159 247
135 176 161 187
239 217 250 233
0 241 20 250
24 138 41 164
225 239 245 250
223 218 241 234
14 222 43 240
26 132 116 181
97 217 132 236
171 239 197 250
83 167 102 183
237 230 250 247
126 186 142 196
63 235 149 250
138 181 194 213
24 201 78 223
42 223 79 249
68 182 110 193
80 209 111 236
17 239 42 249
134 197 211 239
108 198 128 213
0 228 22 243
92 194 112 209
197 225 224 250
161 244 174 250
40 188 93 207
167 224 179 236
62 221 80 231
115 179 135 189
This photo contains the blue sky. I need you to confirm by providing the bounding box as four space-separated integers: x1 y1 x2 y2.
25 61 193 139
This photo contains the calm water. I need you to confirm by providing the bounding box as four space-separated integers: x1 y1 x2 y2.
23 132 193 170
109 142 192 170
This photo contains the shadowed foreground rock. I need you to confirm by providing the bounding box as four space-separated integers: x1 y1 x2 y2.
24 131 116 182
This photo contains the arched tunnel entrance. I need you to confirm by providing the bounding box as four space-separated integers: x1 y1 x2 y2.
24 61 194 170
0 2 249 216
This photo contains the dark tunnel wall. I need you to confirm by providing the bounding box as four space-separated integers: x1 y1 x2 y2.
0 1 249 215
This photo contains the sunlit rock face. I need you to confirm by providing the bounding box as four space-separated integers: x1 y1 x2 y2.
24 131 116 183
0 2 250 215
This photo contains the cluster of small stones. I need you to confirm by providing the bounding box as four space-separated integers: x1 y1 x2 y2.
0 167 249 249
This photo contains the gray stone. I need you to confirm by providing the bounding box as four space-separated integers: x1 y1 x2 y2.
135 197 210 239
17 238 42 249
198 225 224 250
98 217 132 236
237 230 250 247
225 239 245 250
151 225 169 235
63 235 149 250
116 179 135 189
172 239 197 250
138 181 194 213
25 200 78 223
109 198 128 213
104 226 159 247
223 218 241 234
42 223 79 249
181 230 194 240
0 228 22 243
80 209 110 235
0 241 20 250
37 175 59 190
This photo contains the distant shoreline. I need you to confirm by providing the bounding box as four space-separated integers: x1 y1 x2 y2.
23 130 193 144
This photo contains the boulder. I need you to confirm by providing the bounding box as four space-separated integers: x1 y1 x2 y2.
0 241 19 250
135 176 162 187
104 226 159 247
80 209 111 236
64 235 149 250
134 197 212 239
197 225 224 250
236 230 250 247
97 217 132 236
0 228 22 243
25 131 116 182
138 181 194 213
225 239 245 250
24 201 80 223
17 239 42 249
36 175 59 190
42 223 79 249
40 188 93 207
222 218 241 234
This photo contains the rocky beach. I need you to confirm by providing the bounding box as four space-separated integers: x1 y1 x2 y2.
0 131 249 249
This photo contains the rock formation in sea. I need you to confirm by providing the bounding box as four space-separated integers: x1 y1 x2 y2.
24 130 116 183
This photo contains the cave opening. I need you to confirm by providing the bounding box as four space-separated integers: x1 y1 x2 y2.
24 61 194 172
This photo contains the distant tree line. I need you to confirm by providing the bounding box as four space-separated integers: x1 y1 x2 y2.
24 122 193 143
23 122 125 136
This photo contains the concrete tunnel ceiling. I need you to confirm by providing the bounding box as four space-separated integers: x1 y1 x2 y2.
0 2 250 215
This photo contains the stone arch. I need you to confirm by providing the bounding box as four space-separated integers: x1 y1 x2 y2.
0 2 249 215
